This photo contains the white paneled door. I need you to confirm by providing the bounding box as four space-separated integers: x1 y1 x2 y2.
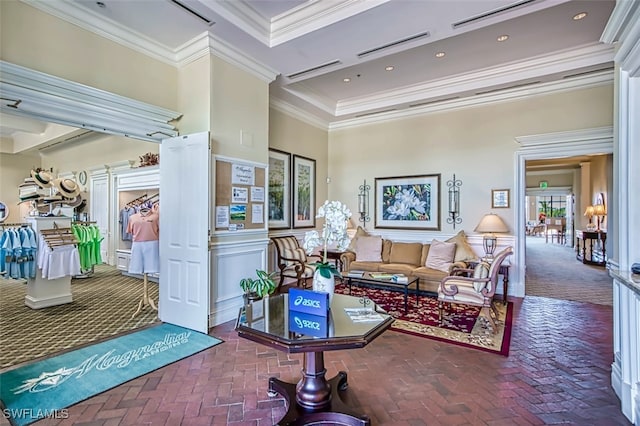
159 132 210 333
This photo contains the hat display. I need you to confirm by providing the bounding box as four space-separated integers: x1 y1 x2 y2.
30 170 54 189
65 195 84 208
55 178 81 198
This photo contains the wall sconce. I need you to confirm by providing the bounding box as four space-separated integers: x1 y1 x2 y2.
446 174 462 229
358 179 370 225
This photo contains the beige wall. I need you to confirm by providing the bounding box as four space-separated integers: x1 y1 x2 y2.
0 152 40 223
211 56 270 164
0 1 178 111
589 154 612 230
269 108 329 216
328 85 613 240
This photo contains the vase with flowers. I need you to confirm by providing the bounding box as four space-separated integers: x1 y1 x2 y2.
303 200 352 303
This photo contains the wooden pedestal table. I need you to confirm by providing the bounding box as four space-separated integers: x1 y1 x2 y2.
236 293 393 426
132 273 157 318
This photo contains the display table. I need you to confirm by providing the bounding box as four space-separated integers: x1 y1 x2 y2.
235 293 393 426
576 230 606 266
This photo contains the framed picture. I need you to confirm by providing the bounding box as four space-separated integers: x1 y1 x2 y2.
491 189 510 208
375 174 441 230
268 149 291 229
293 154 316 228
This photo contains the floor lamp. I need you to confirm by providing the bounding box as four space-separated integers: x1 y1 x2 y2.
474 213 509 261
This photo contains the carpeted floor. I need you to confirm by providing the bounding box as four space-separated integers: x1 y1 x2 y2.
0 265 159 369
525 235 612 305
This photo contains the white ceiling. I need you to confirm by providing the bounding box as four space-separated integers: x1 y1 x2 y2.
1 0 616 149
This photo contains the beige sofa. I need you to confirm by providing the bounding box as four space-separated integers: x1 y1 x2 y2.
340 230 477 294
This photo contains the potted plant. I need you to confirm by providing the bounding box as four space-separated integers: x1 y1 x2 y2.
240 269 278 303
303 200 352 300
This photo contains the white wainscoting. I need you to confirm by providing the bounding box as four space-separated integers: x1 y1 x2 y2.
208 237 270 327
610 270 640 425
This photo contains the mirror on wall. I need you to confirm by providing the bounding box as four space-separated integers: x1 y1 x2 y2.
0 201 8 222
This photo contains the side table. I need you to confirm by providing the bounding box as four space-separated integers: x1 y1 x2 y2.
466 260 510 304
325 249 345 272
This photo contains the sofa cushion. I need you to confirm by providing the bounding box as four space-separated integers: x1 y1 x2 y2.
412 266 448 280
354 235 383 261
348 261 381 272
378 263 416 276
389 242 423 265
446 230 477 262
425 239 456 272
381 239 392 263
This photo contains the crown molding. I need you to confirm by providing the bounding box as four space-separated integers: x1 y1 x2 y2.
23 0 278 84
270 97 328 130
516 126 613 148
335 42 615 116
329 71 613 130
176 33 278 83
23 0 177 66
269 0 390 47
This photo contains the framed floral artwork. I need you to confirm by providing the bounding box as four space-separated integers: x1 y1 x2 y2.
292 154 316 228
268 149 291 229
374 174 441 230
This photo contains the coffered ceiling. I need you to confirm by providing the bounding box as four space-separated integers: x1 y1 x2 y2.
1 0 617 149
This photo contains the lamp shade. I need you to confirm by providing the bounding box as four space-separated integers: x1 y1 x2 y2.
474 213 509 234
584 205 595 217
593 204 606 216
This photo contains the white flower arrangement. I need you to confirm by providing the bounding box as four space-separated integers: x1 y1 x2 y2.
303 200 352 278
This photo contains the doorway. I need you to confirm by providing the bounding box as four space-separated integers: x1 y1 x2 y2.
513 127 613 302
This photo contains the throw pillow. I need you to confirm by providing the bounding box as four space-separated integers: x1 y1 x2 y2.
425 239 456 272
472 261 491 292
354 235 383 262
446 230 477 262
347 226 370 252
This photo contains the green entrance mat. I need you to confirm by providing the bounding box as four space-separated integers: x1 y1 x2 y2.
0 323 222 425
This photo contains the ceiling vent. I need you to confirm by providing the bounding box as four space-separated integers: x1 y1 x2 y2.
354 108 396 118
37 130 95 152
452 0 537 29
170 0 215 26
562 67 613 79
286 60 342 79
409 96 460 108
475 81 541 95
357 32 431 59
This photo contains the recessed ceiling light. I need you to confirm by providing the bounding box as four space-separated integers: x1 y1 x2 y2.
573 12 587 20
385 66 394 71
497 34 509 42
435 52 445 58
343 78 351 83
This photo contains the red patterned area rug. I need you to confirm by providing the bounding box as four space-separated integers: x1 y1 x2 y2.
334 283 513 356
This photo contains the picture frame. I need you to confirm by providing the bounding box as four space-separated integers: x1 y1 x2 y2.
491 189 510 209
375 174 441 230
292 154 316 228
268 149 291 229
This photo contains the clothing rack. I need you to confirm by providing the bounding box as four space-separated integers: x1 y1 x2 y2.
1 222 31 229
125 192 158 208
72 221 97 225
39 227 79 247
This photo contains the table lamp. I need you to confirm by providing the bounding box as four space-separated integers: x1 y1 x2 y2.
584 205 597 231
474 213 509 260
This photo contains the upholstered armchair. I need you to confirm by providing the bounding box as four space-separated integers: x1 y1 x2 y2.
438 246 513 333
271 236 321 291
